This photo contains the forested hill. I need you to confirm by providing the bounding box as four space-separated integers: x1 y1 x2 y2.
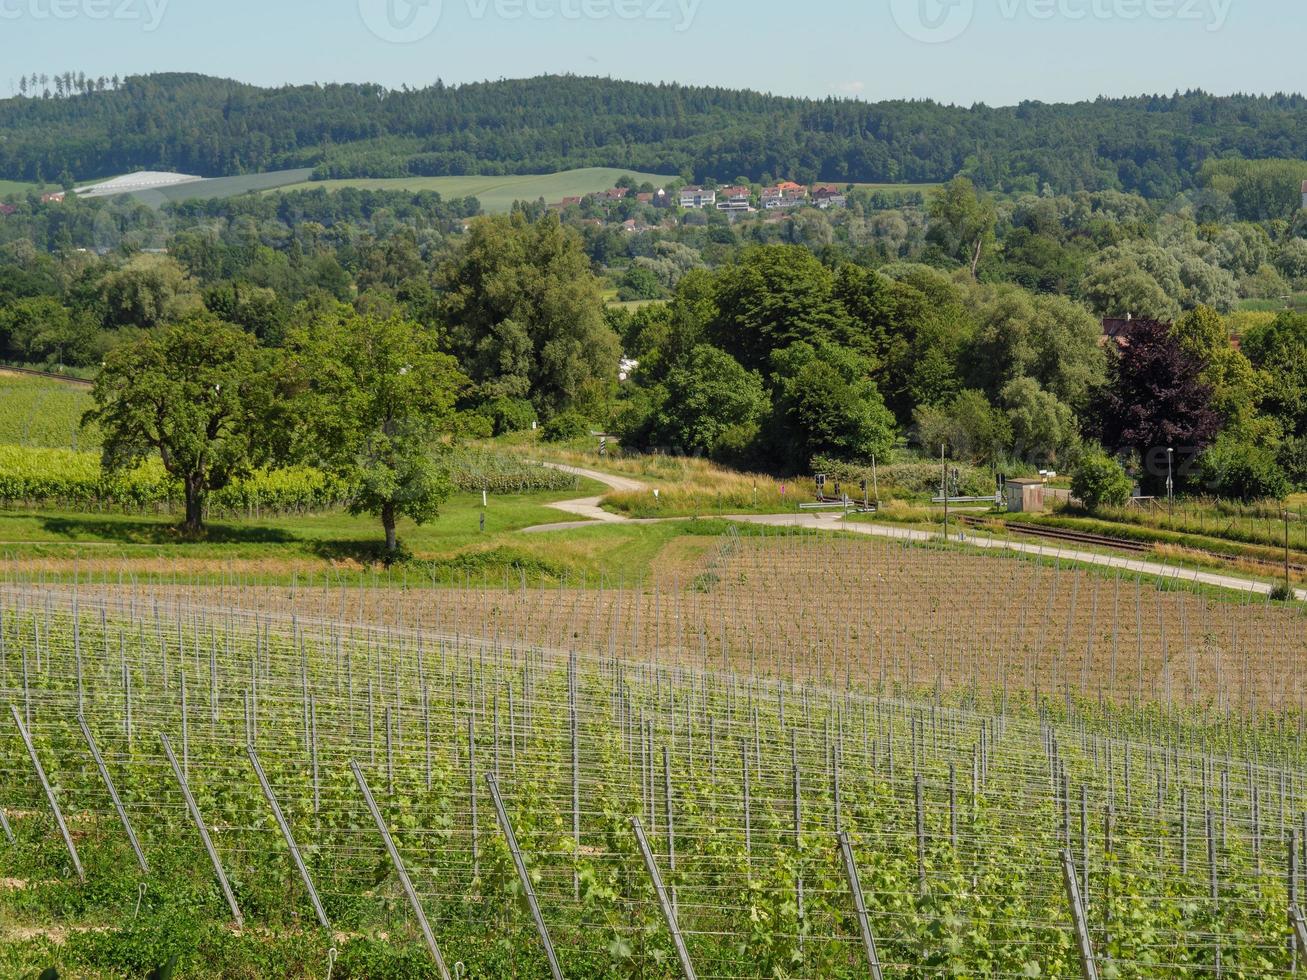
3 72 1307 196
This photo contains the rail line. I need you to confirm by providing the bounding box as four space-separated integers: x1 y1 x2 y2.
0 364 93 387
959 514 1307 574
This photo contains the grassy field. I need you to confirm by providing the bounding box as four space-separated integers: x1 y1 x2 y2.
0 370 96 449
0 485 733 584
1236 293 1307 313
0 178 36 197
270 167 677 212
847 181 940 194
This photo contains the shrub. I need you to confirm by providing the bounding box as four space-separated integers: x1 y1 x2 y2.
479 396 538 436
1200 435 1291 502
540 410 591 443
1071 451 1133 511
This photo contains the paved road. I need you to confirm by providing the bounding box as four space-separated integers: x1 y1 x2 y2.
728 511 1307 601
524 463 1306 600
522 463 648 529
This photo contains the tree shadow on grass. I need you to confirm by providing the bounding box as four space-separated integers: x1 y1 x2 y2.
36 516 299 546
306 538 402 565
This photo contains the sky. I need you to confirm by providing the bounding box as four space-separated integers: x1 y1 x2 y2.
0 0 1300 106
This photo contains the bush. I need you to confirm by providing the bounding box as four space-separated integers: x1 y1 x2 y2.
1199 435 1291 502
479 397 538 436
540 410 591 443
1071 451 1133 511
810 455 994 499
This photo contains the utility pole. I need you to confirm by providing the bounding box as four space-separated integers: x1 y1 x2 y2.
1285 506 1292 595
941 444 949 542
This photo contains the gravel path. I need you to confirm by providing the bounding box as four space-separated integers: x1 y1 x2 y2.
524 464 1306 600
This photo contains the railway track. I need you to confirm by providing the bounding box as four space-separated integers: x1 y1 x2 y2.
959 514 1307 574
0 364 93 387
958 515 1150 553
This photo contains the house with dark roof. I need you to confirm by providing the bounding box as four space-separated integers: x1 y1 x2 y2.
1101 316 1170 348
714 186 752 212
762 181 807 209
812 184 847 208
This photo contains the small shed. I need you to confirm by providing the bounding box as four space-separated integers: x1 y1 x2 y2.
1006 478 1046 514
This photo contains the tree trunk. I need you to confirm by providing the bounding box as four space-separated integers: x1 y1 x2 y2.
183 476 205 534
382 501 397 555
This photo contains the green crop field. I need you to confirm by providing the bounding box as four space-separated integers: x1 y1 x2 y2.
270 167 678 213
847 181 940 194
0 532 1303 977
0 370 96 449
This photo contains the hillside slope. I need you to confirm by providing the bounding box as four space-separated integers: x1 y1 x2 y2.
2 73 1307 196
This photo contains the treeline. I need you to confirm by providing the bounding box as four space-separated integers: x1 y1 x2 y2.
4 73 1307 199
608 243 1307 499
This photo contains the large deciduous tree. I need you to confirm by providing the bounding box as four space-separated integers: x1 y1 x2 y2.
1096 318 1220 494
287 305 466 556
643 345 768 462
84 314 271 533
926 177 996 278
768 341 895 473
440 212 618 416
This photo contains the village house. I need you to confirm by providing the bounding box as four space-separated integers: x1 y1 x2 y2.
1100 316 1171 348
761 181 806 209
678 186 716 209
714 186 752 212
812 184 848 209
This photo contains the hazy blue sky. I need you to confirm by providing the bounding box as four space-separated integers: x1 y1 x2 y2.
1 0 1298 105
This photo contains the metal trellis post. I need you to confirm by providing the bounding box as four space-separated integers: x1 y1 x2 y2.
247 746 329 929
11 704 83 882
1062 847 1099 980
837 831 885 980
485 773 563 980
350 760 451 980
633 816 697 980
78 713 147 874
161 732 241 926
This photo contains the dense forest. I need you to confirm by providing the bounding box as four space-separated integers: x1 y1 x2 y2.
5 73 1307 200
